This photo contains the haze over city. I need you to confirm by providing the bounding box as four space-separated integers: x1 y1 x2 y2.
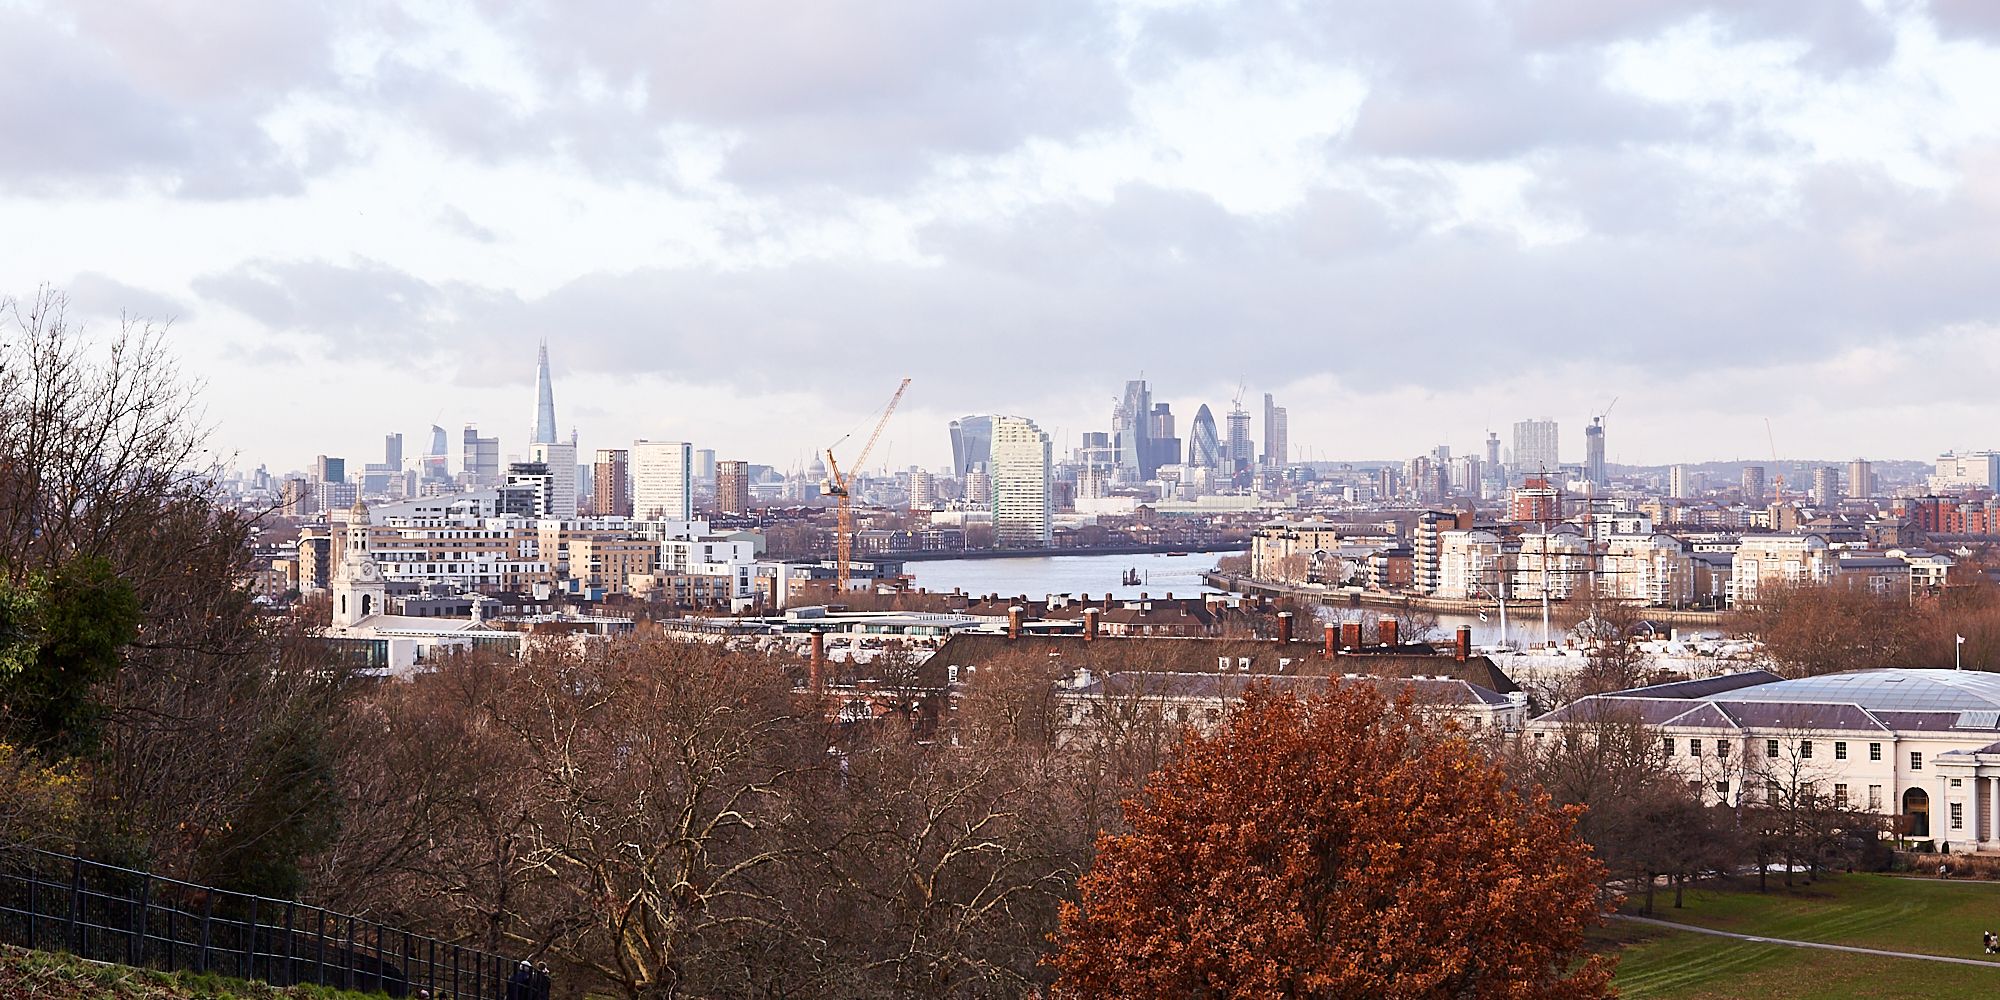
8 1 2000 471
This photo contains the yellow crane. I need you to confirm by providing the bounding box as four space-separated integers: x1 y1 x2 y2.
826 378 911 594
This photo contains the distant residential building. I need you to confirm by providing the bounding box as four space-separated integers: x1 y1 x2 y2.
1848 459 1876 499
592 449 631 517
1669 465 1691 499
632 440 694 521
694 448 717 488
991 416 1053 547
1732 533 1835 605
529 441 578 518
716 460 751 515
1511 419 1558 479
1812 466 1840 507
504 462 556 518
907 468 937 510
1741 465 1768 505
1507 476 1561 525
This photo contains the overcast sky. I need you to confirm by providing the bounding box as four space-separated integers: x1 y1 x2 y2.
6 0 2000 475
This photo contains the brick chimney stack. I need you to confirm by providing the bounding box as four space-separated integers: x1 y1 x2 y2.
1379 617 1399 647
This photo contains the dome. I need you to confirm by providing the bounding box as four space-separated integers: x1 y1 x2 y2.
1706 669 2000 713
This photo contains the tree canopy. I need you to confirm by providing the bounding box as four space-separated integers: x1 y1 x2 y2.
1053 682 1613 1000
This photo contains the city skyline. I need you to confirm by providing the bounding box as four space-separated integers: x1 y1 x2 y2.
7 4 2000 472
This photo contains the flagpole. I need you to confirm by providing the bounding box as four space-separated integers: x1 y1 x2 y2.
1956 634 1965 670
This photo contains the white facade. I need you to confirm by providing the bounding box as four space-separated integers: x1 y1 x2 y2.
1930 451 2000 494
1732 533 1835 604
990 416 1052 547
632 440 693 521
529 441 579 518
1435 529 1505 600
1512 419 1559 478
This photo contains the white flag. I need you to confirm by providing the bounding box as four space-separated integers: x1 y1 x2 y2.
1958 634 1967 645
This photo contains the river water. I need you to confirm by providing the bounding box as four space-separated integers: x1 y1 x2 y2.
904 552 1570 646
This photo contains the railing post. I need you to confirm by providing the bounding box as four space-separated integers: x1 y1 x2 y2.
452 944 462 1000
130 875 150 968
27 862 38 950
245 896 259 981
317 907 328 985
427 937 437 997
374 920 386 994
344 915 357 990
199 893 214 973
284 901 296 987
66 855 82 954
165 905 177 972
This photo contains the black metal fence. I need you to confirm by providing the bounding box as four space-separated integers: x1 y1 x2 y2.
0 846 533 999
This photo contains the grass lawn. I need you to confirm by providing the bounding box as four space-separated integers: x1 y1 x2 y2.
1606 921 2000 999
0 945 383 1000
1624 872 2000 962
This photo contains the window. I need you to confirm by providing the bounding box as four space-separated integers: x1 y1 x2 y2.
1717 740 1730 758
1834 784 1849 808
1870 742 1882 761
1715 780 1730 797
1912 751 1924 771
1767 739 1780 757
1952 778 1963 788
1952 802 1964 829
1765 785 1780 805
1801 740 1814 759
1868 785 1883 810
1664 737 1676 756
1835 741 1847 760
1690 739 1702 757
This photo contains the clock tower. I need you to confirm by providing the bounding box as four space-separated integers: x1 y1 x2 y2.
331 498 387 628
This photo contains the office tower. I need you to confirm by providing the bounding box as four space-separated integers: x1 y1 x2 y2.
1261 393 1288 469
1075 431 1115 475
949 415 995 478
1931 451 2000 492
1226 406 1254 478
423 425 449 483
1145 402 1180 477
1485 431 1500 469
281 477 314 516
462 425 500 486
532 341 558 445
632 440 694 521
1741 465 1767 504
1584 417 1606 487
314 455 346 484
526 441 578 518
1669 465 1689 499
907 468 937 510
1847 459 1875 499
991 416 1053 547
1812 466 1840 507
504 461 556 518
694 448 717 487
1116 381 1151 481
1189 404 1222 470
1511 419 1559 478
383 433 404 470
715 460 751 514
592 449 631 516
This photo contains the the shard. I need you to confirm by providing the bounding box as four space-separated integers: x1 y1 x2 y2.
533 340 557 444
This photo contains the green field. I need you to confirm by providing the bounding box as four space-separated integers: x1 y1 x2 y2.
0 945 383 1000
1609 874 2000 998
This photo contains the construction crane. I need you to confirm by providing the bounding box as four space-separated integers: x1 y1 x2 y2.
825 378 911 595
1765 417 1785 506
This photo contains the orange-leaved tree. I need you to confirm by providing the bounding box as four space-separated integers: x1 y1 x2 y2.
1052 681 1613 999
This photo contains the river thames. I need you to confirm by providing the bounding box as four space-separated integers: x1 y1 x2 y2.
902 551 1550 646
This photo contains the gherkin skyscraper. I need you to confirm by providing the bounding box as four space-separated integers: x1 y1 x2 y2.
1189 404 1221 470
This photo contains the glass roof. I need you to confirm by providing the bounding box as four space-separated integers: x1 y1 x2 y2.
1706 669 2000 713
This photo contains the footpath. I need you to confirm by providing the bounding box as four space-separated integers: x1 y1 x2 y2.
1614 914 2000 968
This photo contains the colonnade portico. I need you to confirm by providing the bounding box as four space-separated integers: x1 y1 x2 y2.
1933 747 2000 852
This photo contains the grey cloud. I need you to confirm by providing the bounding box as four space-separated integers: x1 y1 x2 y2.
438 206 499 244
0 5 333 195
1929 0 2000 41
192 258 450 355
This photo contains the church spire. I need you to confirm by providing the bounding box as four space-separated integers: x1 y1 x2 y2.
533 340 557 445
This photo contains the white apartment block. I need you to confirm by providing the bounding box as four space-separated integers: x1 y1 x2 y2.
990 416 1052 547
632 440 694 521
530 441 579 518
